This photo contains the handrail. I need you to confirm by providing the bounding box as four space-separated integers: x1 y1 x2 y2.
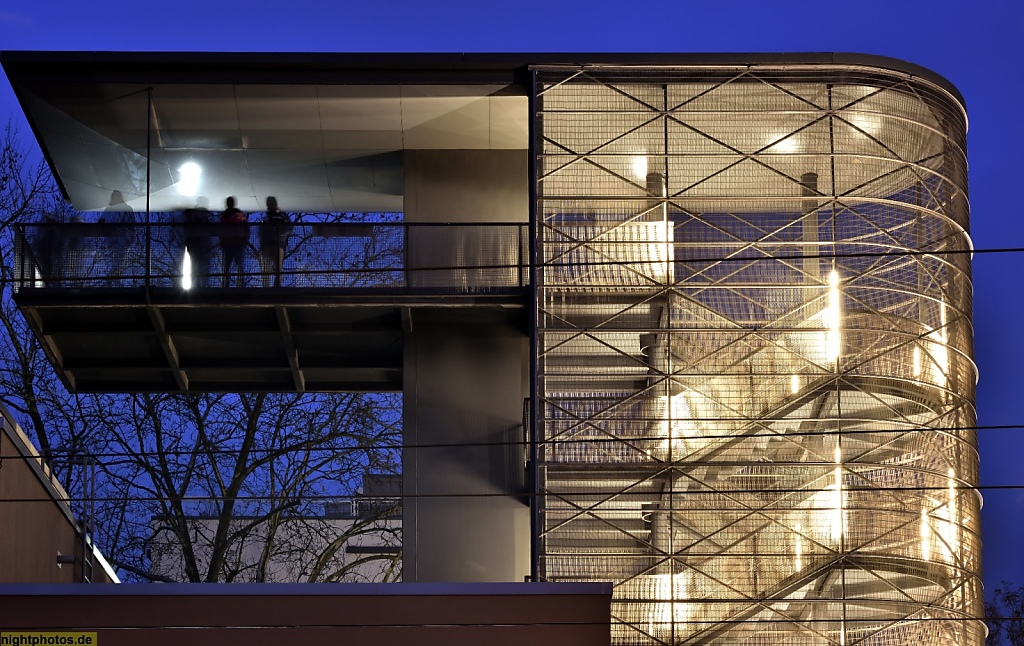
13 222 530 293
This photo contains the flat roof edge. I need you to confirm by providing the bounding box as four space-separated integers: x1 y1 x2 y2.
0 50 965 110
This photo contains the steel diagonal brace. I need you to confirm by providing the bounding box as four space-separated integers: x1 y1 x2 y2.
615 543 841 646
836 151 947 211
652 466 843 560
669 205 831 291
538 476 672 551
539 205 668 281
754 74 830 111
540 394 665 459
665 108 831 197
826 197 955 295
147 306 188 391
538 284 672 335
608 611 670 646
533 69 586 97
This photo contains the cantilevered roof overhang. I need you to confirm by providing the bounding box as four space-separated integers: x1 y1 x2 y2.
1 51 965 215
1 52 537 213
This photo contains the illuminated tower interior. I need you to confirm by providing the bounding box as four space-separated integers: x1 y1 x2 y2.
534 64 982 645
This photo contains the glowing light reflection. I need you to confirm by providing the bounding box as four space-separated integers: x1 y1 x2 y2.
181 251 192 290
831 444 843 542
648 572 689 636
632 155 648 180
921 507 931 561
177 162 202 197
824 270 841 364
795 523 803 571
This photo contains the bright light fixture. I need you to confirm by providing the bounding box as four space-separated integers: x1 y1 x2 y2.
824 270 841 364
847 111 881 135
648 572 688 636
632 155 648 181
178 162 202 197
660 391 695 456
769 135 798 154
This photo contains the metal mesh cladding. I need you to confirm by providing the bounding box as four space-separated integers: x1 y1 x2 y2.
534 65 981 645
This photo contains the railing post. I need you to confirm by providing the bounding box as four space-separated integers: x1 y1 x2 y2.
14 226 23 292
518 224 524 287
145 222 151 288
145 86 153 289
403 223 410 292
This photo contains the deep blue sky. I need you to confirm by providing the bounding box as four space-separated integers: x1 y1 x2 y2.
1 0 1022 592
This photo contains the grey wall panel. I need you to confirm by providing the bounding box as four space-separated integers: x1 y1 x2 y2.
404 150 528 223
403 311 529 582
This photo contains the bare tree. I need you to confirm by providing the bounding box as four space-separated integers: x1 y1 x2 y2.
0 121 403 583
988 582 1024 646
103 391 402 582
0 121 94 476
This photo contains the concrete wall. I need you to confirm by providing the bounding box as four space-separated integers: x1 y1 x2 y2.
0 582 611 646
404 150 528 223
403 309 529 582
0 419 115 583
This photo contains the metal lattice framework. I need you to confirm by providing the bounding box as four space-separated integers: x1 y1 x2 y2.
534 65 982 645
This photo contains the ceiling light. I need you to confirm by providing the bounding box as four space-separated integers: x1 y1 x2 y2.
178 162 202 197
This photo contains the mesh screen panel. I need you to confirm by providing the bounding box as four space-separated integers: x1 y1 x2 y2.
535 65 981 645
13 222 528 292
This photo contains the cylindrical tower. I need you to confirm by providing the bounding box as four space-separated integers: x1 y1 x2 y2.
533 60 981 645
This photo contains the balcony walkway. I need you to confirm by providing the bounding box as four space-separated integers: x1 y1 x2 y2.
13 222 529 393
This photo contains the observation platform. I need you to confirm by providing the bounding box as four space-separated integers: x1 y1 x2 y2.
12 221 529 393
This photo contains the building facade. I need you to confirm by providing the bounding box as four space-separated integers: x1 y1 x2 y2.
533 64 978 646
149 475 401 583
0 402 118 583
2 52 980 644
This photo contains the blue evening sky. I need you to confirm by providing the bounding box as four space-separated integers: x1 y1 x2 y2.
1 0 1022 591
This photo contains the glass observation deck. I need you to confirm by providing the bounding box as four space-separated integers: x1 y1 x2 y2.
11 221 529 393
14 221 528 292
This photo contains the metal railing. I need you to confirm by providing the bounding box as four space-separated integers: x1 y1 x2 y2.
13 222 530 293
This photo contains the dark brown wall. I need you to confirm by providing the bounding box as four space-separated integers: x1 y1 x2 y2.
0 428 113 583
0 583 611 646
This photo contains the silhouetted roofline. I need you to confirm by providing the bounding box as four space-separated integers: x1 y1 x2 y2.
0 50 966 112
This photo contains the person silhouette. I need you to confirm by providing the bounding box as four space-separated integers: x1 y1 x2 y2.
218 196 248 286
184 197 213 287
259 196 290 288
101 190 137 286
